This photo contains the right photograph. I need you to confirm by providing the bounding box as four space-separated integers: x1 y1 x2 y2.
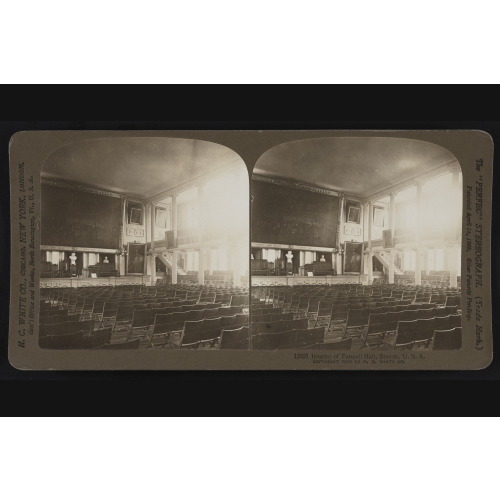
250 137 462 351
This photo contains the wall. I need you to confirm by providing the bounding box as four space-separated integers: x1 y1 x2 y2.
41 183 121 249
251 180 340 248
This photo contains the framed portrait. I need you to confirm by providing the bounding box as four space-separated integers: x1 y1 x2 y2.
373 206 385 227
345 200 361 224
127 243 146 275
343 241 363 274
128 202 143 225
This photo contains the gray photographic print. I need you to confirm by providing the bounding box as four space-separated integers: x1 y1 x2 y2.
8 130 492 370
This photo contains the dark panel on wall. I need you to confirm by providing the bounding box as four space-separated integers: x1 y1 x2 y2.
251 180 339 248
41 184 121 249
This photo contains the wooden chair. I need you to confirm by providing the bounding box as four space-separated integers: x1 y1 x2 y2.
392 320 419 349
315 300 334 330
449 314 462 328
341 308 369 339
432 327 462 350
230 295 249 307
251 333 280 350
220 326 250 350
361 312 388 348
127 309 156 342
413 317 436 346
95 338 141 349
112 305 135 334
305 298 321 322
39 327 112 349
444 295 461 309
100 302 119 329
178 319 208 349
146 312 185 349
301 338 353 350
416 308 436 320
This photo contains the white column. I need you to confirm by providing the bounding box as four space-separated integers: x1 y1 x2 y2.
338 251 344 274
198 184 205 243
172 194 178 242
367 252 373 284
150 203 156 251
416 182 423 244
446 246 459 288
150 203 156 285
422 249 429 281
209 248 215 274
198 248 205 285
388 250 395 284
172 250 178 284
415 249 422 285
119 195 127 276
299 251 305 267
389 192 396 243
232 245 243 287
452 168 460 241
368 201 373 250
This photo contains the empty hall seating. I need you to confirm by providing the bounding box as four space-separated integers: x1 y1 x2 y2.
38 283 250 350
251 282 462 351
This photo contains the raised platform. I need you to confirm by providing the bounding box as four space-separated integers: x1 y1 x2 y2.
251 275 368 286
40 276 150 288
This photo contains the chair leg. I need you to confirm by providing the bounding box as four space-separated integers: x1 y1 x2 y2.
342 325 348 339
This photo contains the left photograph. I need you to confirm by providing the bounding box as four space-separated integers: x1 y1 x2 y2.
38 137 249 350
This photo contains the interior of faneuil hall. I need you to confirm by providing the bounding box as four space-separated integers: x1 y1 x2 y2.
39 137 250 350
39 136 463 352
250 137 462 351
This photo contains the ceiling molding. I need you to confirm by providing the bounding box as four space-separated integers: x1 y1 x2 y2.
252 174 344 198
41 178 122 199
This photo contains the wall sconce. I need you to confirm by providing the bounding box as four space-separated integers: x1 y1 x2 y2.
332 245 344 256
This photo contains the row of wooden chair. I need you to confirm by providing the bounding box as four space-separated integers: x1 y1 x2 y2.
163 315 250 349
361 313 462 348
341 305 459 339
391 324 462 350
252 312 295 323
252 317 309 335
252 327 326 350
39 327 113 349
139 312 249 349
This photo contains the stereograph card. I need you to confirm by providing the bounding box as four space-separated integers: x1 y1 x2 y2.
8 130 493 370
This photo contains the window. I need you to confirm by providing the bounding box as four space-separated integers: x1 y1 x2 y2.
373 206 385 227
402 250 416 271
155 207 167 228
178 200 199 230
428 249 444 271
186 250 199 271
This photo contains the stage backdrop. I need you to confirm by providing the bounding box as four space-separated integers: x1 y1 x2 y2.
41 184 122 249
251 180 339 248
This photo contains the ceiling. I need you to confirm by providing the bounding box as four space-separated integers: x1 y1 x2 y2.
253 137 458 199
42 137 244 199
